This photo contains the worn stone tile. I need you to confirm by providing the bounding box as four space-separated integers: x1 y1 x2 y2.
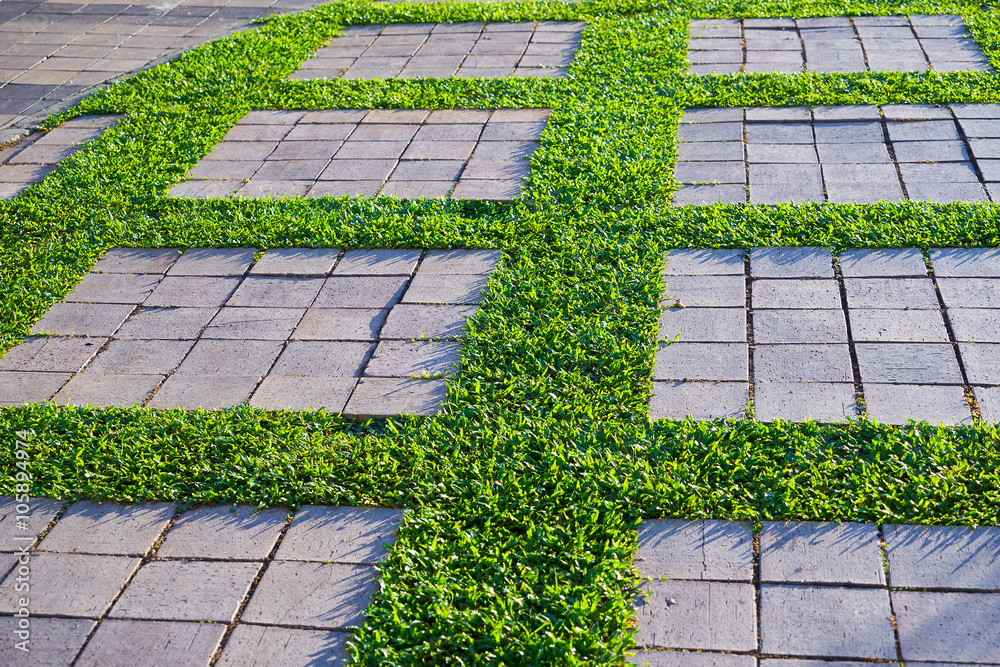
236 179 311 199
291 308 387 341
380 304 475 339
760 585 895 658
63 272 161 304
364 340 460 377
242 561 377 628
635 519 753 581
53 373 161 407
659 308 746 343
850 309 950 342
649 381 748 420
653 342 748 382
948 308 1000 342
168 180 243 199
402 273 486 304
0 370 71 406
167 248 256 276
894 591 1000 662
813 122 885 144
226 276 324 308
143 276 241 308
200 307 303 340
754 344 853 383
111 560 260 622
269 340 371 377
0 553 140 617
76 620 226 667
634 579 756 651
958 343 1000 385
450 179 523 201
177 339 283 376
826 183 904 204
893 140 969 162
249 248 341 276
249 373 354 411
751 182 824 204
907 182 989 203
663 249 744 276
0 496 62 551
863 383 972 425
334 249 421 276
344 377 447 417
30 302 133 337
308 180 382 198
855 343 963 384
277 505 401 563
147 374 260 410
755 381 858 422
673 161 746 185
115 307 217 339
678 122 742 143
901 162 978 183
677 142 744 162
0 616 95 666
662 275 745 307
931 248 1000 276
750 247 833 278
314 276 409 308
815 142 891 164
843 278 938 309
629 652 753 667
751 279 840 309
217 625 350 667
753 309 848 344
93 248 180 274
760 521 884 585
39 501 173 556
158 505 287 560
83 338 191 375
746 143 817 164
672 184 746 205
885 523 1000 590
420 249 500 275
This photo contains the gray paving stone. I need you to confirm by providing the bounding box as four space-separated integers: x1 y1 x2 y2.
753 344 853 383
241 561 377 628
380 304 475 339
948 308 1000 342
0 553 140 617
813 106 880 121
158 505 288 560
115 307 217 339
30 302 133 337
850 309 950 342
885 523 1000 590
959 343 1000 385
822 163 899 186
208 277 318 309
674 161 745 184
906 182 989 203
893 140 969 162
659 308 746 343
63 272 161 304
753 309 848 344
843 278 937 310
931 248 1000 277
894 591 1000 662
901 162 978 183
270 340 371 377
863 383 972 425
678 122 742 143
308 180 382 198
888 120 961 142
147 374 261 410
760 521 884 585
839 248 927 277
314 276 409 309
673 184 746 205
167 248 256 276
364 340 460 377
39 500 174 556
649 381 748 420
758 662 873 667
344 377 447 417
292 308 387 341
0 371 71 405
662 275 745 307
53 373 162 407
382 179 457 200
855 343 964 384
0 616 95 667
826 183 904 204
633 579 755 651
176 339 282 376
677 142 744 162
143 276 241 307
111 560 260 622
815 143 891 164
402 273 486 304
813 122 884 144
755 381 858 422
951 103 1000 118
750 164 823 193
333 249 421 276
663 249 744 276
201 307 304 340
0 496 63 550
957 118 1000 138
249 376 357 412
745 123 813 144
750 247 833 278
759 585 895 658
76 619 226 667
249 248 341 276
652 343 748 382
752 279 840 309
635 519 752 580
277 505 401 563
93 248 180 274
746 144 817 163
217 625 350 667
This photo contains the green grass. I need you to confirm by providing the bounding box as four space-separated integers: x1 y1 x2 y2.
2 0 1000 663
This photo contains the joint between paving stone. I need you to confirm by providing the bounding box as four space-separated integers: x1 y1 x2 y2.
832 254 869 418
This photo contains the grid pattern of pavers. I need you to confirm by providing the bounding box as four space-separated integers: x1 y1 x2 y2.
674 104 1000 205
653 246 1000 425
291 22 585 81
168 109 549 201
0 497 401 666
688 15 990 75
0 0 327 134
0 247 499 416
0 114 118 199
630 519 1000 664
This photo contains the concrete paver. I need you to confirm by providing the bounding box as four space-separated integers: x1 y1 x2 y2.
102 305 216 342
649 381 748 420
217 625 350 667
863 383 973 425
635 519 753 581
0 496 63 549
148 374 262 410
0 617 94 666
38 501 173 556
894 590 1000 662
759 521 884 585
0 552 140 617
344 377 448 418
633 580 756 651
76 619 226 667
277 506 402 563
158 505 288 560
754 381 858 422
885 524 1000 590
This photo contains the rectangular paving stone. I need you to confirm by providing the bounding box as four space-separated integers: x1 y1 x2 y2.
674 161 745 184
0 496 63 550
158 505 288 560
167 247 256 276
201 306 304 340
659 308 746 343
217 625 350 667
634 519 753 581
344 377 447 418
333 249 422 276
849 309 950 342
755 381 858 422
649 381 748 420
115 306 218 339
30 301 133 336
947 308 1000 342
746 143 817 163
931 248 1000 276
420 249 500 275
751 247 833 278
826 183 904 204
633 580 756 651
855 342 964 384
76 620 226 667
894 140 969 162
147 374 261 410
110 560 260 622
752 279 840 309
863 383 972 425
0 617 95 667
0 553 140 617
894 591 1000 663
270 340 371 377
402 273 486 304
379 304 475 339
760 585 895 659
652 343 748 382
249 248 341 276
277 505 401 563
753 344 853 383
241 561 377 628
662 275 745 307
249 375 357 412
79 339 182 377
39 500 174 556
907 182 989 203
839 248 927 277
292 308 388 341
815 142 891 164
673 184 746 205
227 276 324 308
885 524 1000 590
314 276 409 308
663 249 745 276
0 370 72 406
364 340 460 377
677 142 744 162
958 342 1000 384
93 248 180 274
143 276 241 308
63 272 161 304
53 373 162 407
753 309 848 344
760 521 884 585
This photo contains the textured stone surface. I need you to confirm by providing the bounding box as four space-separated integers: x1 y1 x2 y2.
30 302 134 336
659 308 746 343
751 247 833 278
849 309 950 342
863 383 972 425
0 337 105 373
38 501 174 556
653 344 748 381
629 653 755 667
760 521 885 585
0 496 63 548
662 275 746 307
0 616 94 666
249 376 356 412
663 249 745 275
250 248 341 276
855 343 964 384
147 374 261 410
158 505 288 560
894 591 1000 662
216 625 350 667
754 382 858 422
53 373 163 407
753 344 853 383
277 506 402 563
76 620 226 667
344 377 448 418
633 579 756 651
752 279 840 309
885 524 1000 590
649 381 748 419
0 553 140 617
839 248 928 277
753 309 848 343
85 339 193 375
635 519 753 580
843 278 939 309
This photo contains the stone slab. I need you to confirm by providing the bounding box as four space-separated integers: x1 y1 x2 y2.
629 653 754 667
379 304 475 339
759 521 884 585
277 505 401 563
364 340 460 377
76 619 226 667
0 496 63 549
976 386 1000 422
949 308 1000 342
241 561 377 629
931 248 1000 277
110 560 260 622
659 308 746 343
635 519 753 581
0 371 72 406
754 381 858 422
937 278 1000 308
661 275 745 307
751 279 840 309
649 381 748 420
250 248 341 276
270 340 371 377
0 616 95 666
53 373 162 407
63 273 161 304
178 339 284 376
633 579 756 651
885 524 1000 590
314 276 409 308
750 247 833 278
652 343 748 382
202 307 304 340
249 376 357 412
343 377 447 418
30 302 134 336
39 501 174 556
753 309 848 344
0 553 140 617
333 249 421 276
85 339 193 376
227 276 324 308
753 344 853 383
863 383 972 425
663 249 745 276
759 585 895 658
143 276 241 308
0 336 106 373
115 307 218 339
849 309 950 342
93 248 180 275
402 273 486 304
843 278 939 309
894 590 1000 662
292 308 388 341
147 374 260 410
167 248 257 276
419 249 500 274
158 505 288 560
216 625 350 667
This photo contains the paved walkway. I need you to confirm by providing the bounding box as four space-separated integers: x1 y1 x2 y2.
0 497 400 666
655 247 1000 424
0 247 499 413
633 519 1000 665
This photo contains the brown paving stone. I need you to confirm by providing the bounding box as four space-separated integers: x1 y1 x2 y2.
344 377 447 417
0 617 95 666
241 561 377 628
227 276 324 308
76 620 226 667
0 553 140 617
380 304 476 339
63 272 161 304
270 340 372 377
314 276 409 308
143 276 241 307
115 307 218 339
381 179 455 199
0 336 105 373
147 374 261 410
53 373 162 407
402 273 486 304
0 370 71 405
168 180 243 198
249 375 357 412
308 180 382 197
167 248 257 276
236 179 311 198
216 625 350 667
292 308 388 341
158 505 287 560
29 301 134 336
249 248 341 276
85 339 193 375
277 506 402 563
202 307 304 340
177 339 284 376
92 248 180 274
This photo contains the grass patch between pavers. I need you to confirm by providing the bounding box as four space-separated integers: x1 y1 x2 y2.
3 0 1000 664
